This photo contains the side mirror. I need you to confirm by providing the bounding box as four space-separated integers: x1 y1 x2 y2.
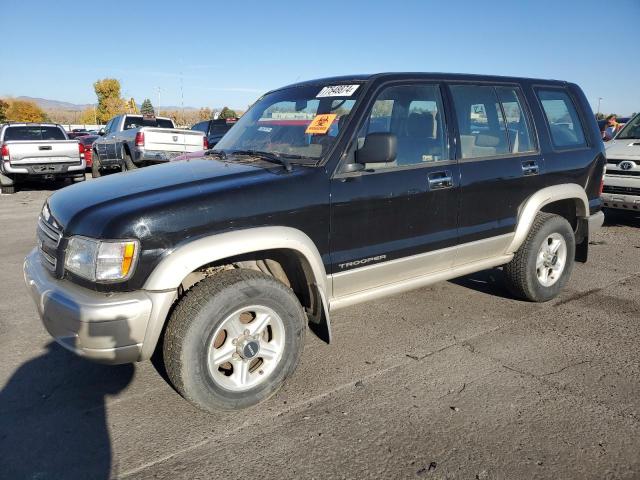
98 128 105 136
356 132 397 164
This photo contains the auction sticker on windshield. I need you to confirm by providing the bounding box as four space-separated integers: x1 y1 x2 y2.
316 85 359 97
305 114 337 134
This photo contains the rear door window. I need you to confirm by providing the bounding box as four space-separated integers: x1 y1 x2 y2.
536 89 586 149
495 87 536 153
450 85 509 159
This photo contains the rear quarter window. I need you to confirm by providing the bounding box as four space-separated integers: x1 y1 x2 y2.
536 89 586 149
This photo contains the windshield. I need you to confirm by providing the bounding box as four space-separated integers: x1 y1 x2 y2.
616 114 640 139
214 83 362 163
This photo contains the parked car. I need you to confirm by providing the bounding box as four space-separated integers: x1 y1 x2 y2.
91 114 206 177
24 73 605 412
76 134 99 168
601 113 640 212
0 122 85 193
191 118 237 148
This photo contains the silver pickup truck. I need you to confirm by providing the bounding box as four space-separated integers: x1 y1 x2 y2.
0 123 85 194
91 114 206 177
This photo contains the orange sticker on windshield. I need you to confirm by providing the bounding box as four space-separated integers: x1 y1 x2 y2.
305 114 337 135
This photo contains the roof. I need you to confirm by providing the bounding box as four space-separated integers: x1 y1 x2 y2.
277 72 567 91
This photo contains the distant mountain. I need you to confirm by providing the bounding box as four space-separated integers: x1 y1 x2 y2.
15 96 92 111
13 96 205 112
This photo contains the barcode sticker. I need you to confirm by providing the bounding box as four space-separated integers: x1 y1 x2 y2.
316 85 360 98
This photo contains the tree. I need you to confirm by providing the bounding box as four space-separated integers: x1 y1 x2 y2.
5 100 46 122
140 98 155 116
79 107 97 124
93 78 127 123
126 98 139 114
198 107 212 121
219 107 237 119
0 99 8 123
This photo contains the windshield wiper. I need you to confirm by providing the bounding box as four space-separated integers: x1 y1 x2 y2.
228 149 296 172
205 149 227 159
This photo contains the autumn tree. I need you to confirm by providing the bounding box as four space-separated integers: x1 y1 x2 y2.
79 107 97 124
219 107 237 119
198 107 212 121
140 98 155 116
94 78 126 123
0 99 8 122
5 100 47 122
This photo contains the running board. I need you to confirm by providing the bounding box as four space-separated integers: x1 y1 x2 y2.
329 254 513 311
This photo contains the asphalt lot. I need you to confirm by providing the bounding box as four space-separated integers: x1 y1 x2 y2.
1 179 639 480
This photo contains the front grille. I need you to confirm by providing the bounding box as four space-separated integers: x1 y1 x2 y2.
37 218 62 273
606 169 640 177
607 158 640 166
602 185 640 196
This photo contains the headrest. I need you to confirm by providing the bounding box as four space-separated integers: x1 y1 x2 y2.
475 134 500 147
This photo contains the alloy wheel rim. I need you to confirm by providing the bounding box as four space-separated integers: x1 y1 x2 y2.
536 233 567 287
207 305 285 392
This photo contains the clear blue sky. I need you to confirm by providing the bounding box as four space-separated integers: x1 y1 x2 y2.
1 0 638 115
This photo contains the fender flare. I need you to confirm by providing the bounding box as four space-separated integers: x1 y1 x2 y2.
506 183 588 254
144 226 329 293
139 227 332 358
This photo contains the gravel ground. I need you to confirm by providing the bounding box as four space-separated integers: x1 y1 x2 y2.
1 179 639 480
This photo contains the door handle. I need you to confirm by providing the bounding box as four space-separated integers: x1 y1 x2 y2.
522 160 539 176
428 171 453 190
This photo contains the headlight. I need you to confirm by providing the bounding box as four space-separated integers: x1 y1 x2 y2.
65 237 139 282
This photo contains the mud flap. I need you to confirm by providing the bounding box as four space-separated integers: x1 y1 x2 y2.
575 217 589 263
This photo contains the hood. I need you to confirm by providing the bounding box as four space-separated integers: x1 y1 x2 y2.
47 158 290 238
605 138 640 158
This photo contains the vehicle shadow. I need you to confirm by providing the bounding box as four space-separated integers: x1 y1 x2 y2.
449 268 516 300
0 338 134 479
603 208 640 228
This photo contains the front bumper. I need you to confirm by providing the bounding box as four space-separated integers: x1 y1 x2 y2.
601 176 640 211
23 249 174 364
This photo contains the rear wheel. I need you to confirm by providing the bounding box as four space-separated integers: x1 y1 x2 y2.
163 269 306 412
504 212 575 302
0 173 16 194
91 152 102 178
123 150 138 171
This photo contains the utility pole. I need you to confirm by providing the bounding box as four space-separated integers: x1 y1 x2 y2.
180 71 185 127
597 97 603 117
156 87 163 117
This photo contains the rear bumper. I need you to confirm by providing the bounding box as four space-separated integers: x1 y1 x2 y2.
23 249 175 364
587 211 605 233
134 148 189 163
2 160 85 175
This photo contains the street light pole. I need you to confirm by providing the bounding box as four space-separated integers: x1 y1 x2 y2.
597 97 603 117
156 87 163 117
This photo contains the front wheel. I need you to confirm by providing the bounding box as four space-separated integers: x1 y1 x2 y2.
504 212 575 302
163 269 306 412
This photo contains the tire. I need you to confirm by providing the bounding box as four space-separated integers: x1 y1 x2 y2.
72 174 85 183
91 152 102 178
504 212 575 302
123 150 138 171
163 269 306 412
0 172 16 194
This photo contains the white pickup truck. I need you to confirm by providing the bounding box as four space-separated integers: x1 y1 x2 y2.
91 114 206 177
0 123 85 194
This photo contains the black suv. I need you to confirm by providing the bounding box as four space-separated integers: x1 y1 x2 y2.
24 73 605 412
